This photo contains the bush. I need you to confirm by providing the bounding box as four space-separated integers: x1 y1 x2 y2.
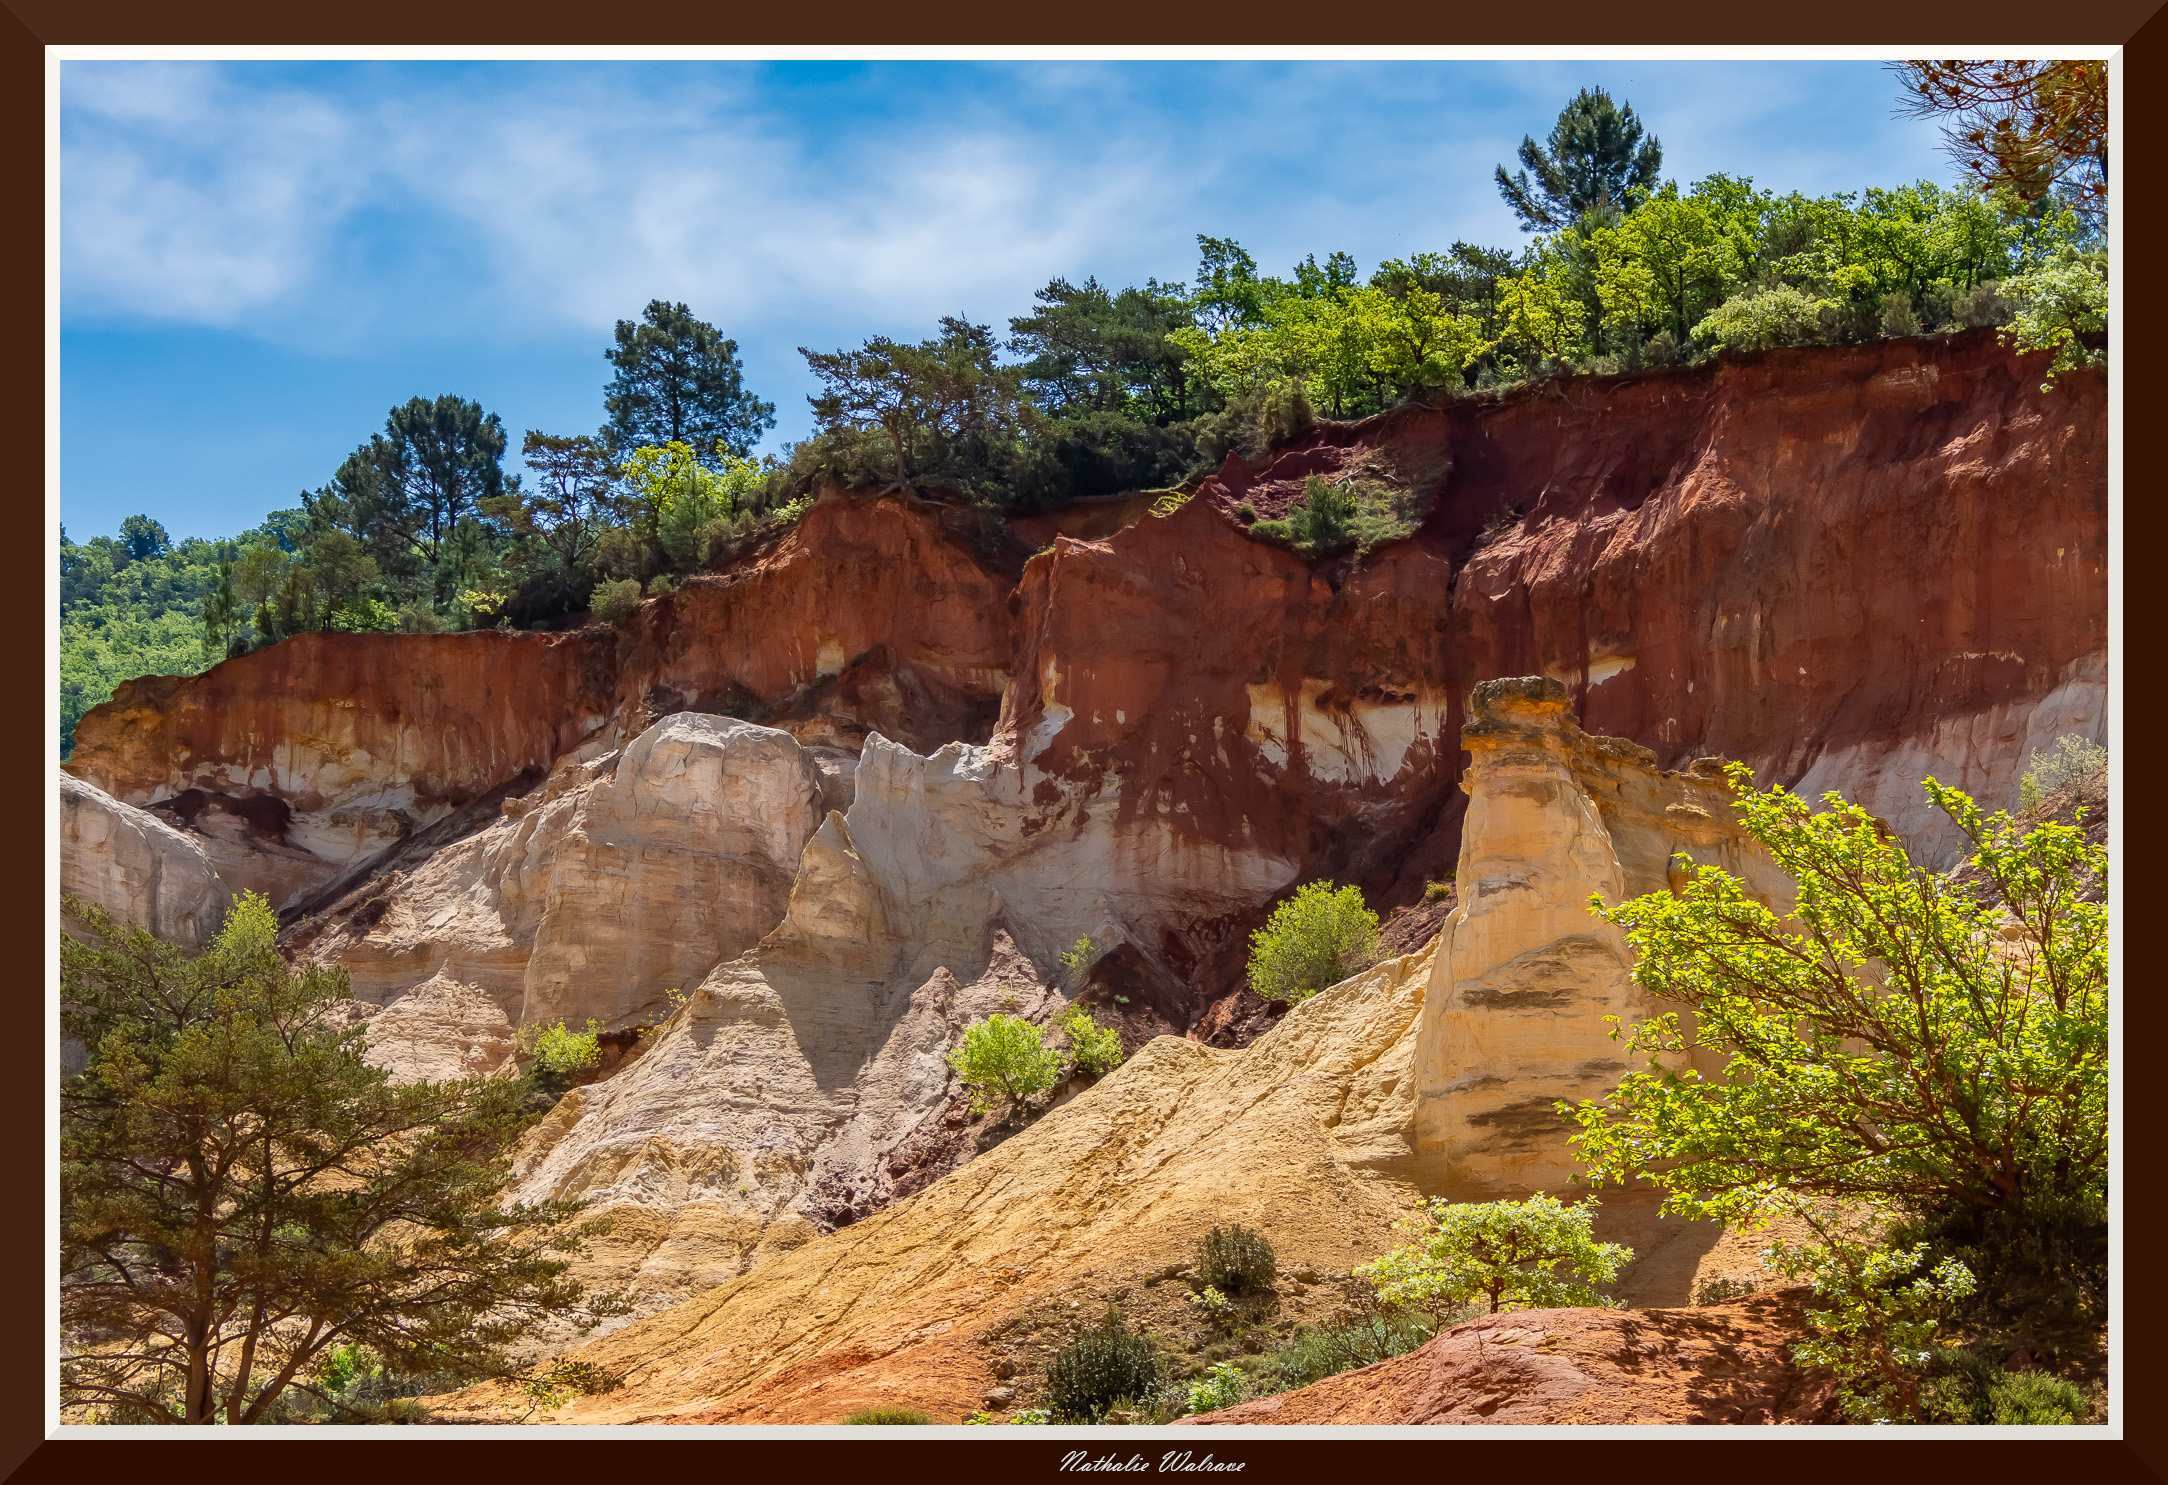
1246 881 1381 1004
1058 935 1103 988
1880 290 1921 338
1057 1004 1124 1079
841 1405 936 1424
2018 732 2107 814
1270 1302 1437 1391
519 1357 626 1412
1925 1348 2088 1425
1767 1234 1976 1423
1423 877 1454 901
1693 285 1839 352
1044 1307 1165 1422
1356 1194 1630 1318
1195 1224 1277 1297
2001 249 2107 388
946 1012 1065 1119
525 1019 603 1079
1185 1362 1249 1416
1568 768 2108 1334
589 577 643 627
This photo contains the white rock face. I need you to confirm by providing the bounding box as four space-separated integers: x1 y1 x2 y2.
304 714 826 1041
1792 649 2107 868
59 772 233 947
358 974 519 1085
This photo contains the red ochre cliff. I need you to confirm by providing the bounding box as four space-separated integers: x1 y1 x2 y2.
68 330 2107 1036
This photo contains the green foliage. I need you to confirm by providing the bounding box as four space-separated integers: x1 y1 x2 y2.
1423 878 1455 901
1694 284 1840 352
1246 881 1381 1004
2002 249 2107 388
840 1404 935 1424
523 1018 604 1081
800 316 1036 496
1566 766 2108 1328
1495 87 1664 232
1766 1232 1976 1423
1925 1349 2089 1424
1269 1303 1438 1391
60 892 626 1425
1043 1306 1165 1422
1185 1286 1234 1325
604 298 776 462
1194 1224 1277 1297
1186 1361 1250 1415
1059 935 1104 987
964 1407 1051 1424
946 1012 1066 1119
2018 732 2107 814
1056 1004 1124 1079
518 1357 627 1412
1356 1195 1630 1318
589 577 644 627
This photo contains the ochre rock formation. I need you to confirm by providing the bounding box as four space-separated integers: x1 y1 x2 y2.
59 771 233 947
1413 676 1789 1195
1182 1290 1837 1425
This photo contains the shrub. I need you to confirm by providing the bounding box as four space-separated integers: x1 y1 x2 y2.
964 1407 1051 1425
841 1405 936 1424
1567 768 2108 1332
1423 877 1454 901
589 577 643 627
1043 1307 1165 1422
1693 1274 1760 1307
1057 1004 1124 1080
1185 1362 1249 1416
1195 1224 1277 1297
519 1357 626 1412
1248 517 1292 542
946 1012 1065 1119
1270 1303 1437 1391
1356 1194 1630 1318
1185 1285 1235 1326
2001 249 2107 388
1693 285 1839 352
1925 1348 2089 1425
1880 290 1921 338
1233 503 1257 523
1246 881 1381 1004
1058 935 1103 988
1767 1234 1976 1423
524 1019 604 1079
2018 732 2107 814
1285 478 1357 557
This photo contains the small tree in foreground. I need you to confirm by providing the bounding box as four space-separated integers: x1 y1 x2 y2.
1566 767 2107 1417
1246 881 1381 1005
945 1012 1065 1120
1355 1194 1630 1319
61 893 625 1425
1055 1004 1124 1079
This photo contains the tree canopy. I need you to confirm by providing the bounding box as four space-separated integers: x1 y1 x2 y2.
61 893 625 1424
603 299 777 463
1495 87 1664 232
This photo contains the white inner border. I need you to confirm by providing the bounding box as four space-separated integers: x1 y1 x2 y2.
45 42 2123 1444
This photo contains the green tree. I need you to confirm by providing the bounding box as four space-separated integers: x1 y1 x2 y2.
2001 247 2107 389
310 394 511 611
1246 881 1382 1004
1566 767 2107 1325
603 299 776 463
61 893 624 1425
1589 184 1746 346
1055 1004 1124 1079
1495 88 1664 233
945 1012 1065 1119
1355 1194 1631 1317
487 432 626 590
1495 247 1589 365
801 317 1033 491
120 514 172 563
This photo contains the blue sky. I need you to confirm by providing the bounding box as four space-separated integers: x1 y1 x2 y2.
59 58 1957 542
